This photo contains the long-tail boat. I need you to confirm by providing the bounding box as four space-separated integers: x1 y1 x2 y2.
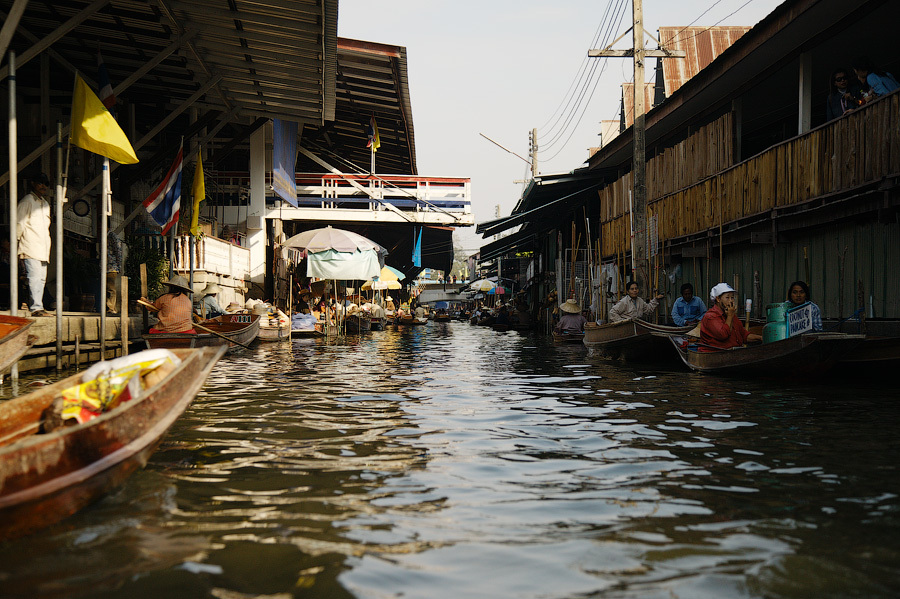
144 313 260 351
0 346 226 540
583 319 692 361
0 314 36 375
666 332 865 377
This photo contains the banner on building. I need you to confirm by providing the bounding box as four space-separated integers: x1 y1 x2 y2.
273 119 298 207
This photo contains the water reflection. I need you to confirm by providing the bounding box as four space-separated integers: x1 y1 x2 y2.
0 323 897 598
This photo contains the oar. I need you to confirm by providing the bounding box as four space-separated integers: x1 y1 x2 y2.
139 298 253 350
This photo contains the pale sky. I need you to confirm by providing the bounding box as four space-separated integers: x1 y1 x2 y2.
338 0 785 256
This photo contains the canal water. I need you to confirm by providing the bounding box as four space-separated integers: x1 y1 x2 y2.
0 322 898 598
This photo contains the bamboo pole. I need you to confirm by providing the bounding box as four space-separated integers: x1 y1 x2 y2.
120 276 129 356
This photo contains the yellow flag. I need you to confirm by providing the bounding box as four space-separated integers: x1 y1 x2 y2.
70 74 139 164
190 152 206 237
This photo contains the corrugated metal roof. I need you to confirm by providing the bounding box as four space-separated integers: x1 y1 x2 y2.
657 26 751 97
1 0 336 134
298 37 417 175
621 82 655 129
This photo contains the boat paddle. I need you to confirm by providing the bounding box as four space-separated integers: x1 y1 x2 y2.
138 299 253 350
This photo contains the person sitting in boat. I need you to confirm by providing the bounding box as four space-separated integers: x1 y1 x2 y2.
671 283 707 326
787 280 823 331
495 304 510 326
384 295 396 312
608 281 664 322
555 299 588 334
700 283 762 349
196 282 225 318
142 275 196 334
414 304 426 320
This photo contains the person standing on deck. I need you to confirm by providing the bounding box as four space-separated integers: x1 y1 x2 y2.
106 230 126 314
608 281 663 322
17 173 52 316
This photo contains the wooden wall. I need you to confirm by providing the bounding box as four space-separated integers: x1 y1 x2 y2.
599 93 900 257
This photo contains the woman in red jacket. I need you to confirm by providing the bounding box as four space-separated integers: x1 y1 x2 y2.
700 283 762 349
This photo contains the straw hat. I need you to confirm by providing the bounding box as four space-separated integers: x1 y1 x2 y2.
225 302 243 312
252 303 270 315
560 299 581 313
200 282 221 297
385 295 393 301
165 275 193 294
709 283 735 301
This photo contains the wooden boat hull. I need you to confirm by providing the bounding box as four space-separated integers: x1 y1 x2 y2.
835 335 900 375
291 328 324 338
370 318 386 331
0 314 35 374
144 314 260 351
398 316 427 326
584 319 691 361
434 315 452 322
345 314 372 333
0 346 226 540
258 322 291 342
552 331 585 344
492 323 510 332
668 332 865 376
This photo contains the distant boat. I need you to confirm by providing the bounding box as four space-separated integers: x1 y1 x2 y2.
667 332 865 376
144 314 260 351
552 330 585 344
0 346 225 540
345 313 372 333
584 319 692 361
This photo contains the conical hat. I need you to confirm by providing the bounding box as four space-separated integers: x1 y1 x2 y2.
560 299 581 313
165 275 192 294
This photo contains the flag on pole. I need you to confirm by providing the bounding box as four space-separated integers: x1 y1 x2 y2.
412 226 422 267
189 152 206 237
70 74 138 164
366 115 380 152
96 51 116 114
142 147 183 235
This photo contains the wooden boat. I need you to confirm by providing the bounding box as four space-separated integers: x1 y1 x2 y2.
836 335 900 373
370 317 386 331
0 314 36 375
583 319 692 361
398 315 427 326
434 313 452 322
345 313 372 333
0 346 226 540
144 314 260 351
258 318 291 342
666 332 865 377
552 330 585 344
492 323 510 332
291 326 324 338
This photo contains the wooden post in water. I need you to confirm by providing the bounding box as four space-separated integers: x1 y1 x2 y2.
120 277 129 356
74 335 80 370
140 264 149 333
858 279 866 335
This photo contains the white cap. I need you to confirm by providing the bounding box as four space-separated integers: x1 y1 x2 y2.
709 282 735 301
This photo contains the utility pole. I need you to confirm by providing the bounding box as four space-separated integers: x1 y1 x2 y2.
589 0 683 289
530 127 538 178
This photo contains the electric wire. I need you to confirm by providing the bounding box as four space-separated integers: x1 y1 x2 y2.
537 0 617 133
537 0 627 151
537 0 629 162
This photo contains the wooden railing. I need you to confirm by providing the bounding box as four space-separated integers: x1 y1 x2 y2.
600 92 900 256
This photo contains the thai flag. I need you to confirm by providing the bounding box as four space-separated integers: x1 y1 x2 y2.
142 148 183 234
97 51 116 115
366 115 380 151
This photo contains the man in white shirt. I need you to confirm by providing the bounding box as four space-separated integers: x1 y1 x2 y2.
17 173 52 316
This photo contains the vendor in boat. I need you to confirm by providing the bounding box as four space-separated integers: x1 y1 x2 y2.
414 303 426 320
384 295 396 313
700 283 762 349
671 283 707 326
608 281 664 322
142 275 196 334
197 282 225 318
555 299 588 333
787 281 823 331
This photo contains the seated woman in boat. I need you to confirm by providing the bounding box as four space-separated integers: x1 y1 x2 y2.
608 282 664 322
671 282 706 326
196 282 225 319
142 275 196 334
384 295 396 313
495 304 510 326
700 283 762 349
555 299 588 333
787 280 823 331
